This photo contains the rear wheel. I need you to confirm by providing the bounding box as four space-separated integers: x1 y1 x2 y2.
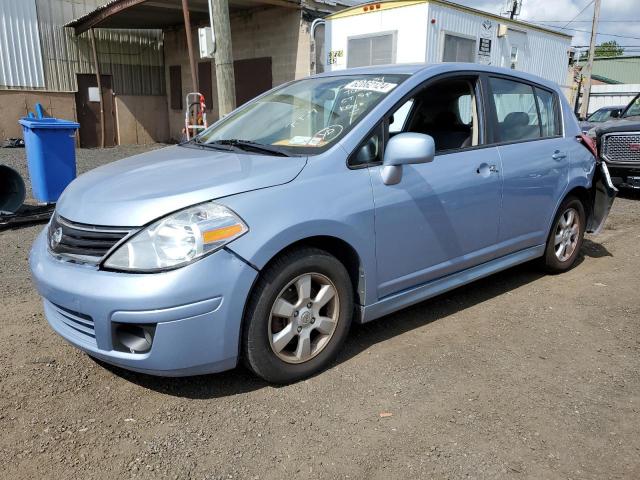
242 247 353 384
542 196 585 273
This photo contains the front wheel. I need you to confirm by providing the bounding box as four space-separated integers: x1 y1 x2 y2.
242 247 354 384
542 196 586 273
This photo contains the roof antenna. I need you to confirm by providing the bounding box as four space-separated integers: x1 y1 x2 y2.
502 0 523 19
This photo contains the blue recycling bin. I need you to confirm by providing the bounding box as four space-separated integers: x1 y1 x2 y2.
18 117 80 203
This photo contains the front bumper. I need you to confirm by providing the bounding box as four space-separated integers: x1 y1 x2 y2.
606 165 640 188
29 230 258 376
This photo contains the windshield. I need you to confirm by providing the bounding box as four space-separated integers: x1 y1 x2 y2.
195 74 407 155
588 108 615 122
623 95 640 118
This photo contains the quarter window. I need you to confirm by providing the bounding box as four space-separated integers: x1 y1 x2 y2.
489 77 541 143
535 87 560 137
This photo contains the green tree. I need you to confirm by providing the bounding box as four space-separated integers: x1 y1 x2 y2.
594 40 624 58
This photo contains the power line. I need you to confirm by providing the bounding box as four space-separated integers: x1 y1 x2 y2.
559 0 595 30
530 22 640 41
526 20 640 23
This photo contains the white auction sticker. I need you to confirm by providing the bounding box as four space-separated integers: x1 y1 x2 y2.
344 79 397 93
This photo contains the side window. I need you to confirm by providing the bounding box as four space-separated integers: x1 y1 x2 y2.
389 99 413 133
489 77 540 143
535 87 560 137
349 125 383 167
397 77 480 152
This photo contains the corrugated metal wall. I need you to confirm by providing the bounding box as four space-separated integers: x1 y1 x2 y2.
588 84 640 113
0 0 45 88
0 0 165 95
425 3 571 88
591 57 640 84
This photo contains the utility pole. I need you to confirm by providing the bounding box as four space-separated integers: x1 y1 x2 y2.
210 0 236 116
181 0 198 93
579 0 601 119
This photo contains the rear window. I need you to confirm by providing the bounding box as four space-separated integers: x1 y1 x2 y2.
488 77 560 143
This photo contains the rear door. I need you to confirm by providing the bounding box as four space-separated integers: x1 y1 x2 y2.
486 76 568 253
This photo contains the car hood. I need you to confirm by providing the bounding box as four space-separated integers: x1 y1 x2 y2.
56 145 307 226
589 115 640 135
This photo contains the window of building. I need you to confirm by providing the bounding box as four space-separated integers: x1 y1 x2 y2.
169 65 182 110
198 62 213 111
347 33 396 68
510 46 519 68
442 34 476 63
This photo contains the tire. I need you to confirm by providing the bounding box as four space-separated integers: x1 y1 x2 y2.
542 196 586 273
242 247 354 384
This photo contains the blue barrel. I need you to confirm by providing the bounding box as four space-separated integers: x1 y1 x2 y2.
18 117 80 203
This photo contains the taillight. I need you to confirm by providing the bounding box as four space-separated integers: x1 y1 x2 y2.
578 133 598 158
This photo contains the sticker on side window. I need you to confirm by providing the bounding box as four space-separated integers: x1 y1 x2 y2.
344 80 397 93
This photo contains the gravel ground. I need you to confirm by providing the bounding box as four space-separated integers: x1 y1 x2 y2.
1 146 639 479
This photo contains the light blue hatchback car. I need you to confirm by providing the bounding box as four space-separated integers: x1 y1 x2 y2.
30 64 616 383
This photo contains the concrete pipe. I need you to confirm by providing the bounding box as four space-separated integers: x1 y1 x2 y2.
0 164 26 213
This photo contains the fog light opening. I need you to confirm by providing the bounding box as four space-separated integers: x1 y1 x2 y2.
113 323 156 354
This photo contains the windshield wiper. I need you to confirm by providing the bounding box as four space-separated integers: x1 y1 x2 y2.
187 136 236 152
210 139 291 157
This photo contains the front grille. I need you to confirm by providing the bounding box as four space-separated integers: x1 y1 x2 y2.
50 302 96 345
601 132 640 164
48 215 133 265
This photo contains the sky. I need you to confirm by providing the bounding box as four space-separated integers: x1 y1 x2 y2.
453 0 640 55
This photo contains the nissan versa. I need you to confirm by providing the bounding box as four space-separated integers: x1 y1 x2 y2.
30 64 616 383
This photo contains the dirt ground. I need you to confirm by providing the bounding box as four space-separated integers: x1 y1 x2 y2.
1 146 639 479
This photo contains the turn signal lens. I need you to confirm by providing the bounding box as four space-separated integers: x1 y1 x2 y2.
202 224 244 244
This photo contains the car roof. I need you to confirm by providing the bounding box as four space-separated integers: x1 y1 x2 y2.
314 62 560 91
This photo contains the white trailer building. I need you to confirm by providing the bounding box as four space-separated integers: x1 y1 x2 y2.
324 0 572 89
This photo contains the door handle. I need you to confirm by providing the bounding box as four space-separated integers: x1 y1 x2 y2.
552 150 567 160
476 163 499 176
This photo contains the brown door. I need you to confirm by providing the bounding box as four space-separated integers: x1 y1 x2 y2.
75 74 117 148
234 57 272 107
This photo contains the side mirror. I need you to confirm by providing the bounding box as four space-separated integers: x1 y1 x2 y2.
381 132 435 185
610 110 620 119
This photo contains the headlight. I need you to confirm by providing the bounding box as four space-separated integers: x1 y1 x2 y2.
103 202 248 272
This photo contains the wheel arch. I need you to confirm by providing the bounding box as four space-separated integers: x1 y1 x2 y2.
255 235 364 307
236 235 365 363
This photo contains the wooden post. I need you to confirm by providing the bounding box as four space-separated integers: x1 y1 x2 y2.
182 0 199 93
579 0 601 119
210 0 236 116
89 28 105 148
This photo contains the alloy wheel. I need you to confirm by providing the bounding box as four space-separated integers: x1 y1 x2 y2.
268 273 340 364
554 207 580 262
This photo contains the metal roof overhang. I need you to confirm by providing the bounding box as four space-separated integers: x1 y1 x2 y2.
66 0 301 35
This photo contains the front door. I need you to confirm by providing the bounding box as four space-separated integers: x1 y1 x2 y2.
75 74 117 148
367 76 503 299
